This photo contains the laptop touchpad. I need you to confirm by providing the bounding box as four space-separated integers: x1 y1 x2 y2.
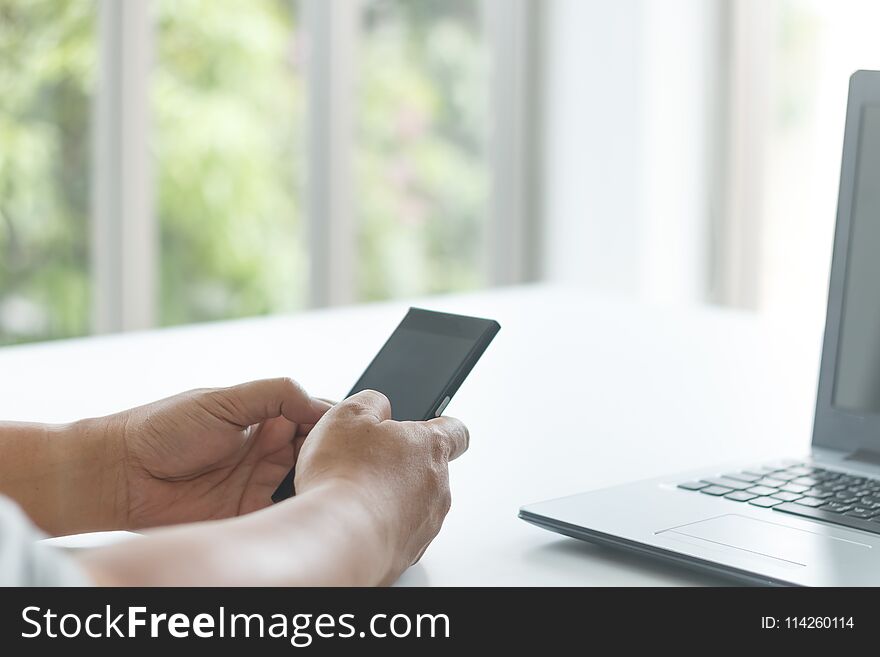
658 514 871 567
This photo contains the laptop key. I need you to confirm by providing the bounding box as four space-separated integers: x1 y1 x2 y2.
774 503 880 534
804 488 834 499
845 508 879 519
771 491 803 502
722 472 760 483
816 471 843 481
746 485 778 496
700 485 734 496
822 502 853 514
749 496 784 508
700 477 751 491
793 496 826 508
780 483 810 494
724 491 758 502
792 476 820 487
757 477 788 488
677 481 709 491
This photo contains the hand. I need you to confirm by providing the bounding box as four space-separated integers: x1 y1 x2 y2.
115 378 331 529
75 387 468 586
294 389 469 583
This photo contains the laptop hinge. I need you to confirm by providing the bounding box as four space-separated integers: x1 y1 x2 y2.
843 448 880 466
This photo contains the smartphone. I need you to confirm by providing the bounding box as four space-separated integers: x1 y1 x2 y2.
271 307 500 502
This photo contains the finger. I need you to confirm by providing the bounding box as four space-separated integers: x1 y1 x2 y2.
412 541 431 566
216 378 330 427
331 389 393 423
426 416 469 461
295 422 317 437
249 416 298 458
293 434 307 463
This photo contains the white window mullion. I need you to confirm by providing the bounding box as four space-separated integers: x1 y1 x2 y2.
710 0 773 309
485 0 543 285
92 0 156 333
304 0 359 308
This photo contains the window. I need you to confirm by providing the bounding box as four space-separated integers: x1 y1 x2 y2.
0 0 531 346
155 0 307 325
727 0 880 322
0 0 96 344
356 0 489 300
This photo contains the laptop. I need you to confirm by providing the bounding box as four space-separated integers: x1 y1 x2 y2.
520 70 880 586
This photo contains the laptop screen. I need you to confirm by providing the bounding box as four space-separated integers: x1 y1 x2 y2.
833 104 880 413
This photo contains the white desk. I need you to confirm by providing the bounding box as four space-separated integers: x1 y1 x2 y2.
0 285 824 585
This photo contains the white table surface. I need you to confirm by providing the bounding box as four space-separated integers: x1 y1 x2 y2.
0 285 825 585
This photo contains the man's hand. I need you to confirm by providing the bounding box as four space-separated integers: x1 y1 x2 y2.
78 388 470 586
116 378 331 529
294 389 469 583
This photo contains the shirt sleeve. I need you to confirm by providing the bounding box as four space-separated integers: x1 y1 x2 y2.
0 495 91 586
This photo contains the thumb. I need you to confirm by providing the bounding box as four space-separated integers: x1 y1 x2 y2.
329 389 393 423
211 378 331 427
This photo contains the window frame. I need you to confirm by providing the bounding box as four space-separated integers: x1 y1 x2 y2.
90 0 541 332
709 0 774 310
485 0 544 285
92 0 156 333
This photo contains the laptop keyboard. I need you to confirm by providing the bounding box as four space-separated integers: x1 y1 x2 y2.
678 460 880 535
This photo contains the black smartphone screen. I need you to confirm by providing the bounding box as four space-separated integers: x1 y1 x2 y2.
348 308 500 421
271 308 500 502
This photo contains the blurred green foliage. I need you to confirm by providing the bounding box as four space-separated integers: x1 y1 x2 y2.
358 0 488 299
0 0 94 344
0 0 488 345
155 0 308 325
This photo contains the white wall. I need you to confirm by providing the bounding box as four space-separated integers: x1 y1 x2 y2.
540 0 644 294
539 0 721 306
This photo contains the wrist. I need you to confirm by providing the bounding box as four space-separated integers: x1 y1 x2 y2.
78 477 400 587
61 414 130 532
282 478 397 585
0 417 128 535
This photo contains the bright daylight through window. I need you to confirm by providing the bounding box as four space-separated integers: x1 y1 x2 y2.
0 0 490 345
